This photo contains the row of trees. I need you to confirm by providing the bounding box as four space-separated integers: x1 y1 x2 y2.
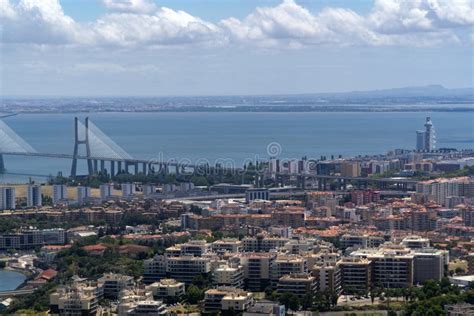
266 289 338 312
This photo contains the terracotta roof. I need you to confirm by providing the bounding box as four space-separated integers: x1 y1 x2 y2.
82 244 108 251
37 269 57 281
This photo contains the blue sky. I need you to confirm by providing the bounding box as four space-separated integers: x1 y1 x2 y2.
59 0 375 22
1 0 473 96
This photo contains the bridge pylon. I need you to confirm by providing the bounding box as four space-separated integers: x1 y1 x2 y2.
71 117 93 177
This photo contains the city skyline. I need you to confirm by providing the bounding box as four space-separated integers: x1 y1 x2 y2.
1 0 474 96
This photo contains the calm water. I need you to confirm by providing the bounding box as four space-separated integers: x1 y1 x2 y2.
0 112 473 183
0 269 26 291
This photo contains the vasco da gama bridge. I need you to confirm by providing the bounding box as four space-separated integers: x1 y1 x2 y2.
0 117 416 190
0 117 192 178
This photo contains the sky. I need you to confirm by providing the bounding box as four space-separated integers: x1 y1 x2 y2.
1 0 473 97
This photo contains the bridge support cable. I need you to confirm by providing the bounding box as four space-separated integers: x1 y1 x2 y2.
0 119 37 173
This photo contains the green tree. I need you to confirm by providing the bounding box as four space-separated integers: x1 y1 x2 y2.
186 285 204 304
278 292 300 311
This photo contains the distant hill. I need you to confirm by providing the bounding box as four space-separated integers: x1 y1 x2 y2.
316 85 474 99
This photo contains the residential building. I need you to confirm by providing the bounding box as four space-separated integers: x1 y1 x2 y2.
341 162 361 177
240 253 276 291
277 273 317 298
50 283 103 316
243 301 285 316
242 235 289 252
338 257 372 294
270 255 307 284
203 287 253 314
52 184 67 205
413 249 446 284
27 184 42 207
352 247 414 288
211 238 242 253
0 187 15 210
98 273 135 299
213 264 245 288
148 279 185 301
100 184 114 200
121 183 134 197
166 256 211 284
312 263 342 295
76 186 91 205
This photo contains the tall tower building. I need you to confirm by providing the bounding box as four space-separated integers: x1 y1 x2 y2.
27 185 42 207
424 117 436 151
415 117 436 151
0 187 16 210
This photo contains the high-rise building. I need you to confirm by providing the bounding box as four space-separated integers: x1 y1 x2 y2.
416 117 436 151
143 184 156 196
121 183 134 197
0 187 16 210
424 117 436 151
100 184 114 200
76 186 91 205
52 184 67 205
27 184 42 207
416 130 426 151
341 161 361 177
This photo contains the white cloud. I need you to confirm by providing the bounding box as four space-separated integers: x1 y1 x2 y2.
1 0 473 48
368 0 474 34
101 0 157 14
92 8 221 46
1 0 84 44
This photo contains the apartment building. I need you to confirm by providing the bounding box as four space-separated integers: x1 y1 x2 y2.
413 249 446 284
213 264 245 288
203 287 253 314
50 283 103 316
52 184 67 205
312 263 342 295
143 255 167 284
338 257 372 294
148 279 185 301
211 238 242 253
180 240 211 257
270 255 307 285
98 273 135 299
166 256 211 284
27 184 42 207
401 236 430 249
242 235 289 252
351 248 414 289
0 187 15 210
240 252 276 291
277 273 317 298
340 234 385 250
416 177 474 206
0 228 65 250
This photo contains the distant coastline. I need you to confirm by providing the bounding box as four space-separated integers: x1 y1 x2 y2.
1 87 473 114
0 105 473 114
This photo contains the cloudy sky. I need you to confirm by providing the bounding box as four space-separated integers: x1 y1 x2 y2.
1 0 473 96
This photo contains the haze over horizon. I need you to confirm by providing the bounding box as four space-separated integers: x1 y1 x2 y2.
1 0 474 96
